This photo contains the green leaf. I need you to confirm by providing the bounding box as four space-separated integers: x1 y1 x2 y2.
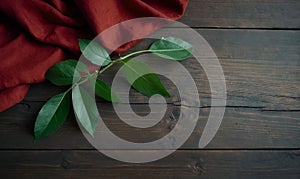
34 92 70 141
121 59 170 97
79 39 111 66
149 37 193 60
72 85 99 137
94 79 122 103
46 59 88 86
76 60 90 75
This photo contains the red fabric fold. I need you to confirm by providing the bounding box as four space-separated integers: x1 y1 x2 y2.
0 0 188 112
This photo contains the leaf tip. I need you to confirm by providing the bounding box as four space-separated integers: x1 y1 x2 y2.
33 136 40 143
89 131 95 138
165 91 171 97
113 98 122 103
78 39 91 52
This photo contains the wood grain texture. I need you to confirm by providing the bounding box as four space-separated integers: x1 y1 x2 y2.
0 29 299 149
0 102 299 149
182 0 300 28
1 1 300 178
1 150 299 178
24 30 300 110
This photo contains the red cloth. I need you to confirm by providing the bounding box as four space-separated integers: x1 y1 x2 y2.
0 0 188 112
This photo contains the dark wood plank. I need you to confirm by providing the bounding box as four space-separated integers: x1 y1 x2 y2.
1 29 299 149
0 1 299 178
1 150 299 178
24 30 300 110
0 102 299 149
181 0 300 29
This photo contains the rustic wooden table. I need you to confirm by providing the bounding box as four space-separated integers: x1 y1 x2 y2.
0 0 299 178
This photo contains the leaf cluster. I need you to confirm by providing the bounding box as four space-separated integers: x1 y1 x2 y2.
34 37 193 140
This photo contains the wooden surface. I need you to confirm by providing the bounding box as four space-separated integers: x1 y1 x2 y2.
0 1 300 178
